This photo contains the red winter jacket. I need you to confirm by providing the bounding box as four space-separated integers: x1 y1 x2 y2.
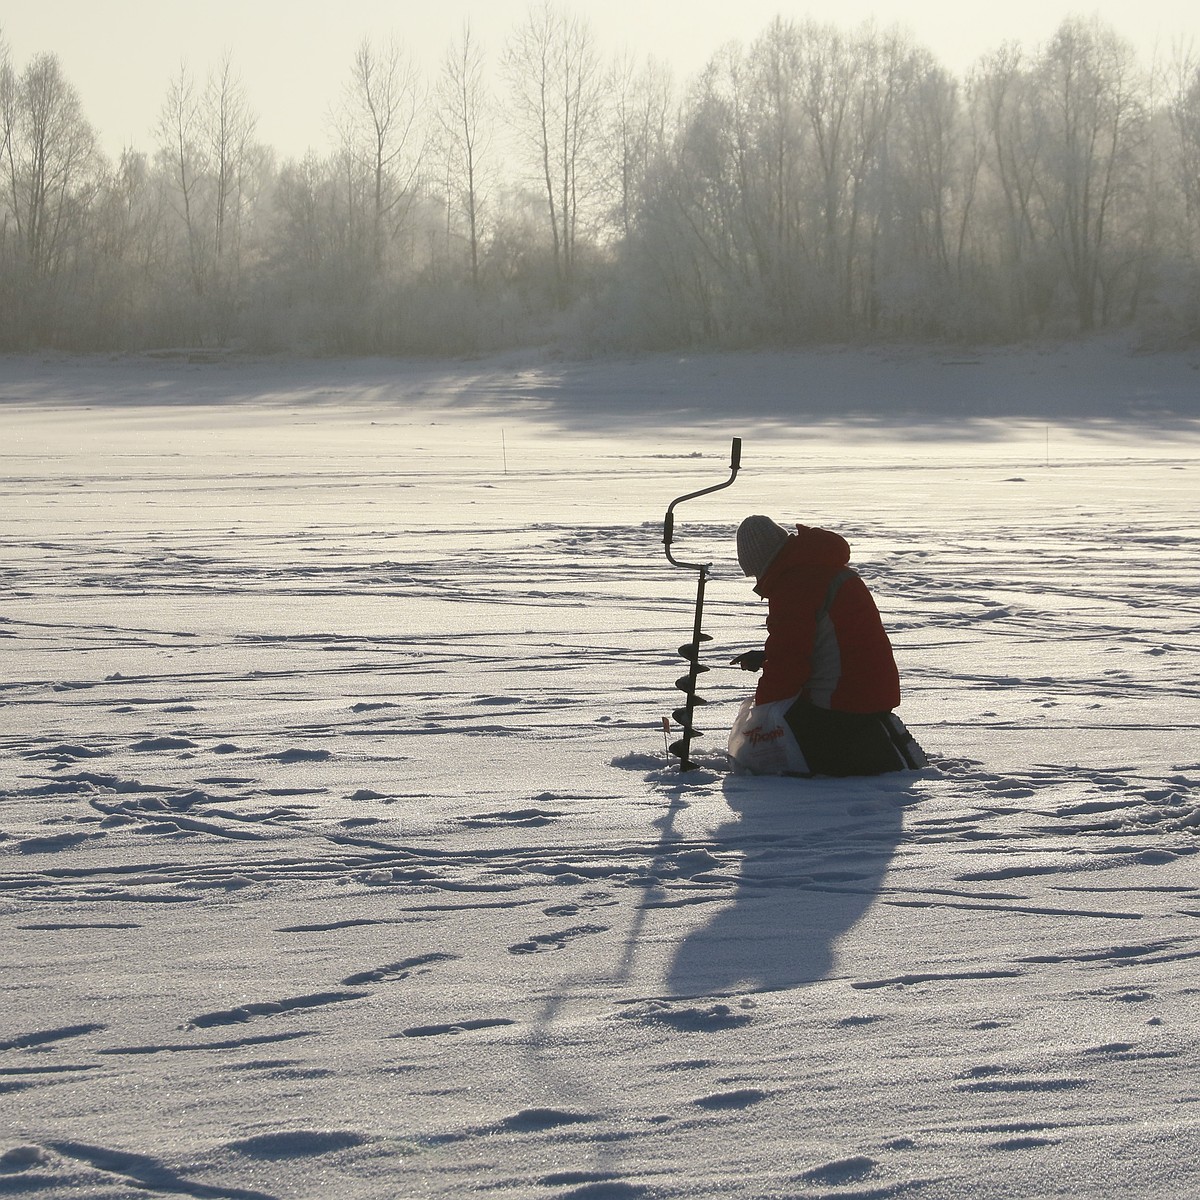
753 525 901 713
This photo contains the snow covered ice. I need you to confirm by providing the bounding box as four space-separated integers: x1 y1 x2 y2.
2 343 1200 1198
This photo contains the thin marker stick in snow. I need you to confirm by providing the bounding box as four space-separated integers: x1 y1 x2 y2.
502 429 508 476
661 716 671 764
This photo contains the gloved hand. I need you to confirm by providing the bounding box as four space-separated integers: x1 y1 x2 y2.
730 650 765 672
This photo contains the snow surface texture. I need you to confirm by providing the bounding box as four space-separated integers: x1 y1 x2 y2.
2 343 1200 1199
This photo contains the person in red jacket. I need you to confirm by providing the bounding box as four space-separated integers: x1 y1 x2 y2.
732 515 925 776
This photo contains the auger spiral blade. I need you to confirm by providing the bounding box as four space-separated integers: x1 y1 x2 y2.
676 633 713 662
674 668 709 692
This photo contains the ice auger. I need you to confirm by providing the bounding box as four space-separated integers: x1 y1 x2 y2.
662 437 742 771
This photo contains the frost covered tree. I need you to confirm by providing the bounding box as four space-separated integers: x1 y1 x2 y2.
968 46 1053 332
622 20 947 343
0 48 101 343
435 22 491 290
0 52 98 282
205 56 261 295
603 53 673 241
3 10 1199 352
156 54 263 342
970 21 1149 335
889 57 965 285
335 36 425 276
503 1 605 305
263 151 367 351
1145 47 1200 338
1165 49 1200 259
157 64 202 293
83 149 175 346
1030 18 1148 330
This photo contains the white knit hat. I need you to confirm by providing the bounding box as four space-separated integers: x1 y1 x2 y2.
736 515 791 578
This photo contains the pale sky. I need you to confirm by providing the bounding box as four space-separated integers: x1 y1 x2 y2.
3 0 1198 161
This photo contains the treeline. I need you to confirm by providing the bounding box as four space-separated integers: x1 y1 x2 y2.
3 7 1200 354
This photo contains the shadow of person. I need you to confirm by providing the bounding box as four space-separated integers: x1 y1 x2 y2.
666 771 916 997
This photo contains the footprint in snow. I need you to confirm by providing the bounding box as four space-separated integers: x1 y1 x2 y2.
130 736 198 752
798 1155 877 1185
226 1130 367 1160
17 832 100 854
0 1023 106 1051
545 1179 652 1198
186 991 366 1029
22 743 108 763
99 1030 311 1056
508 924 608 954
543 893 619 917
0 1146 47 1171
341 952 458 986
613 1000 754 1033
271 748 332 763
543 903 582 916
851 969 1023 991
991 1135 1060 1150
956 1075 1089 1094
19 922 139 931
396 1017 516 1038
539 1171 626 1188
498 1108 597 1133
691 1088 768 1111
463 807 565 829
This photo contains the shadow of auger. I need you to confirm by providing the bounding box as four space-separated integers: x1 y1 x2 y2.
662 437 742 772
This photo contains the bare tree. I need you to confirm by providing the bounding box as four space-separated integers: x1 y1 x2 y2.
437 22 491 289
156 54 261 341
157 62 205 294
1165 46 1200 259
894 57 960 277
637 45 765 343
1030 18 1148 329
793 22 857 317
969 45 1060 332
503 1 604 304
337 35 424 273
206 53 259 289
748 21 804 291
0 33 14 273
605 52 673 240
1 51 99 283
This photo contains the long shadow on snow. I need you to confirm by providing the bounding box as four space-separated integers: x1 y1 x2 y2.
6 350 1198 435
665 772 917 996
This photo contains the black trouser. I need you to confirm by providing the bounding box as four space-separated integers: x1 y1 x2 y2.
785 699 922 777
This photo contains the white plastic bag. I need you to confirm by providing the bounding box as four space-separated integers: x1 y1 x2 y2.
727 694 810 776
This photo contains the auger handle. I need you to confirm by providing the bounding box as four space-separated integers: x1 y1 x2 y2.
663 437 742 571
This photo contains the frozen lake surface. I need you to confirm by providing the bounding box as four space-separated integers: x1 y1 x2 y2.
2 344 1200 1198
